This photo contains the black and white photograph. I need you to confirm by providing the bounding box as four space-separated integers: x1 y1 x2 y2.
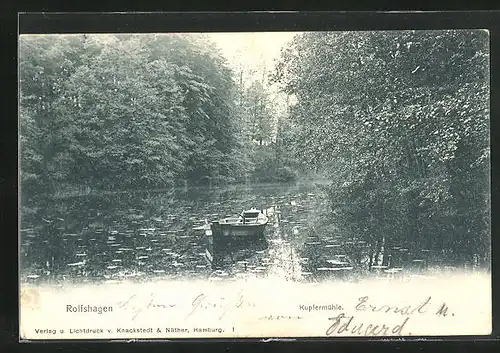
19 28 491 339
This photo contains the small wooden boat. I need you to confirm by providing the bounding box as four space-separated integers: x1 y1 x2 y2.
201 209 269 268
210 208 268 239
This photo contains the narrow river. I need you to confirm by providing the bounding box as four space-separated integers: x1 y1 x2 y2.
20 181 457 285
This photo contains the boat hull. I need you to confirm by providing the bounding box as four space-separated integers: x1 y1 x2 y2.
212 222 267 238
204 227 268 268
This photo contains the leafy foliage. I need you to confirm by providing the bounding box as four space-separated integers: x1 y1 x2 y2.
273 30 490 267
20 34 250 193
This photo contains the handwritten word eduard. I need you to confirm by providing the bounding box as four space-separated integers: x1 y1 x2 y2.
326 313 409 336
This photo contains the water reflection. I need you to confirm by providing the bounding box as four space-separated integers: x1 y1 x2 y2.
20 182 455 284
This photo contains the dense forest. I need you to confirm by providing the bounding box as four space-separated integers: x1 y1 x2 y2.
19 33 295 197
273 30 490 268
20 31 490 268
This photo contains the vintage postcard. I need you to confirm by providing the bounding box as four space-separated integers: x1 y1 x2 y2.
19 29 491 340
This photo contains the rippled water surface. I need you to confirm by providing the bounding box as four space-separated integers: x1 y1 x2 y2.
20 182 452 284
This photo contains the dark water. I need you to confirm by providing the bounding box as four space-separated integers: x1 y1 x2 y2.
20 182 461 285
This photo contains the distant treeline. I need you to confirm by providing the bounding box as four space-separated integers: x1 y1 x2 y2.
20 34 296 197
272 30 490 267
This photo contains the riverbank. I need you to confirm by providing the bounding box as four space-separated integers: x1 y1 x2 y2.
21 174 329 201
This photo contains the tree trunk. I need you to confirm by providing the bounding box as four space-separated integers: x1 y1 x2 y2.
368 242 374 271
373 239 381 267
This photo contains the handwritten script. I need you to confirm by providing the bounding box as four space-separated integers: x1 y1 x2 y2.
116 290 455 337
116 290 257 321
326 296 454 336
187 291 257 320
117 293 177 321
